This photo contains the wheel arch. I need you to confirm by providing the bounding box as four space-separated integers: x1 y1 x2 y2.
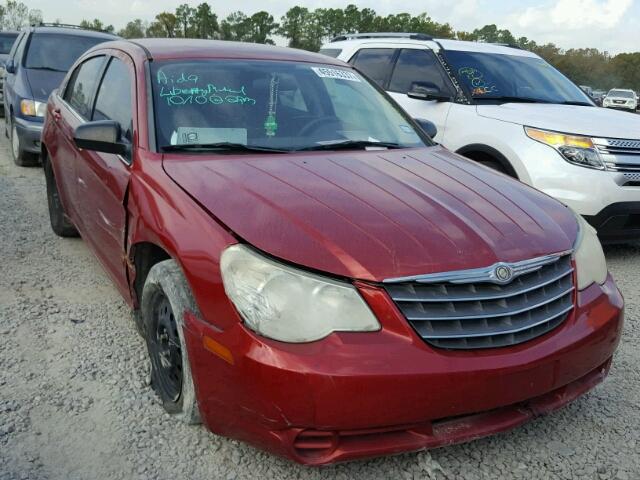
129 241 172 309
455 144 519 179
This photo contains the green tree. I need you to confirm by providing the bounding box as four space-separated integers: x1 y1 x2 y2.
151 12 179 38
277 7 310 49
79 18 115 33
118 19 147 38
3 0 32 29
246 11 278 44
192 3 218 39
219 11 250 41
175 3 195 37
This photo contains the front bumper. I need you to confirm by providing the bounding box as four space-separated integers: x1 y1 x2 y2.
14 116 43 154
584 201 640 243
603 103 637 111
183 275 623 465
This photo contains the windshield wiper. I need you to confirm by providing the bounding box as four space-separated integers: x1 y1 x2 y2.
474 96 552 104
28 66 66 72
295 140 403 151
161 142 289 153
558 101 593 106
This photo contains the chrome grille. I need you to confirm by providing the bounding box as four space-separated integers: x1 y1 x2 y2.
594 138 640 172
384 253 574 350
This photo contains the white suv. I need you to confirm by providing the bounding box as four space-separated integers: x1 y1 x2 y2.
603 89 638 112
322 33 640 243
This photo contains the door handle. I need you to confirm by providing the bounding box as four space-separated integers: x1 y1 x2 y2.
52 108 61 122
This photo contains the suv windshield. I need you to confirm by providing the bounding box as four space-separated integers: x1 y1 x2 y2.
445 50 593 105
25 33 109 72
608 90 634 98
0 33 17 54
151 60 427 152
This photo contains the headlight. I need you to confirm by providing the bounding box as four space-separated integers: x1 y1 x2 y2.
573 213 608 290
220 244 380 343
20 99 46 117
525 127 604 170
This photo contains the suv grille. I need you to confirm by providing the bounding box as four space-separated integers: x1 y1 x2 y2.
594 138 640 172
384 254 574 350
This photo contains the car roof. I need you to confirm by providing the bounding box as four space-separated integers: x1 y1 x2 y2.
122 38 348 65
326 36 539 58
29 26 118 40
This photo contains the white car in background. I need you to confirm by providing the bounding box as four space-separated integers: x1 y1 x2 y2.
603 89 638 112
323 33 640 243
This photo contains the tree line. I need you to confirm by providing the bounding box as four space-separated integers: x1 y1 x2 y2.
0 0 637 92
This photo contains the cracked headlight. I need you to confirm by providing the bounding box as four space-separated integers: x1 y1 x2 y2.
573 213 608 290
525 127 604 170
220 244 380 343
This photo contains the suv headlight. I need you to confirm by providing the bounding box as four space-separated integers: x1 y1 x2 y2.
220 244 380 343
20 99 46 117
525 127 604 170
573 213 608 290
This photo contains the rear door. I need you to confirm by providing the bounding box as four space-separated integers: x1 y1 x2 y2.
75 52 135 298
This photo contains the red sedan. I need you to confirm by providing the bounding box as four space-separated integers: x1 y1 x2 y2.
41 39 623 465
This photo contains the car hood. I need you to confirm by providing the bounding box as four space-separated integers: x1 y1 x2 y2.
163 146 578 282
24 68 66 102
477 103 640 138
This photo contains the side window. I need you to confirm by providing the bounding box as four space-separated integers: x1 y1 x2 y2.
350 48 396 88
93 58 133 144
64 56 106 119
389 49 453 95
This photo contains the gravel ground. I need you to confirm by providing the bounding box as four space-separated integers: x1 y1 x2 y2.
0 127 639 480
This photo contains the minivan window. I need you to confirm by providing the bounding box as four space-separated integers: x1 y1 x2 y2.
64 56 106 119
93 58 133 143
0 33 18 54
350 48 395 87
444 50 593 105
25 34 109 72
319 48 342 58
151 59 427 151
389 49 452 95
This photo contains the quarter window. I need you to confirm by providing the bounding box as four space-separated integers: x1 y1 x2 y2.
388 49 453 95
64 56 106 119
350 48 395 87
93 58 133 143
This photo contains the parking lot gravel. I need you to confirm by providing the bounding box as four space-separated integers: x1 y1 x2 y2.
0 126 638 480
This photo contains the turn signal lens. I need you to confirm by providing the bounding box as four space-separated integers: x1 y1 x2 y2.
20 99 46 117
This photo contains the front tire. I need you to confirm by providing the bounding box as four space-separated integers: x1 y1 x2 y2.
10 116 38 167
43 156 79 237
141 260 200 425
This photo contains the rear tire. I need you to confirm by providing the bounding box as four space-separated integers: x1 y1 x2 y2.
44 155 79 237
10 116 38 166
141 260 201 425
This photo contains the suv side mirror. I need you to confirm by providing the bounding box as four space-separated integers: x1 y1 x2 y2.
414 118 438 139
408 82 451 102
74 120 128 156
5 60 15 74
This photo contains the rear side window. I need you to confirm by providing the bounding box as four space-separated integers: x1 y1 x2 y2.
93 58 133 143
350 48 395 87
64 56 106 119
25 33 110 73
389 49 453 95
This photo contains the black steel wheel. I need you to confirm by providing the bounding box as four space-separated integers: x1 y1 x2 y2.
141 259 201 424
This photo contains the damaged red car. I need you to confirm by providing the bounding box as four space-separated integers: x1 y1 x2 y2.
41 39 623 465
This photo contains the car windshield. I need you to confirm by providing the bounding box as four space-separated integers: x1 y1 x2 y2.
608 90 634 98
444 50 593 105
151 59 427 152
0 34 17 54
25 33 109 72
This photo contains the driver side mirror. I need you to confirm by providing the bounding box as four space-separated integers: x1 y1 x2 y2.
408 82 452 102
74 120 129 156
5 60 15 74
414 118 438 139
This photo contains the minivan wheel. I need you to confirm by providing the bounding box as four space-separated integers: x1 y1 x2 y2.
43 157 79 237
141 260 200 425
10 117 37 166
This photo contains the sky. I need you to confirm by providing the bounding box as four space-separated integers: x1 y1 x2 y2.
25 0 640 54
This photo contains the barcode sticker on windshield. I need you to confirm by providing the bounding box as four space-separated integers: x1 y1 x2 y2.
312 67 361 82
